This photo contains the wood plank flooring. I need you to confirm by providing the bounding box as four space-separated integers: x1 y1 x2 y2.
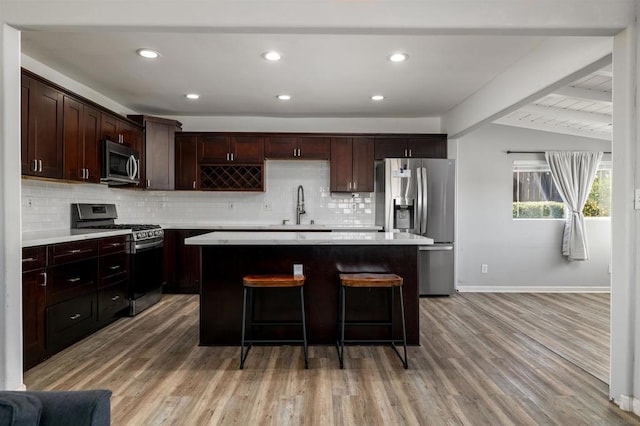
458 293 610 383
24 294 638 425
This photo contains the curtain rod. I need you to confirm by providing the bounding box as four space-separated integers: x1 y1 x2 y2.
506 150 611 154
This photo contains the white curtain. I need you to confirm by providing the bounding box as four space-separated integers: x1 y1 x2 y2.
544 151 602 261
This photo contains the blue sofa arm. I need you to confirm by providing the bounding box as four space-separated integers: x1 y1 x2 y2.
0 389 111 426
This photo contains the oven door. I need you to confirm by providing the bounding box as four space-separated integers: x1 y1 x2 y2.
129 242 164 300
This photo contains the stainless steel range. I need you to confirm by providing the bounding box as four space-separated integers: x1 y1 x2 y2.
71 203 164 316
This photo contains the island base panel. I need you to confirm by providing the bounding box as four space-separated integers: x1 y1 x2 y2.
199 245 418 345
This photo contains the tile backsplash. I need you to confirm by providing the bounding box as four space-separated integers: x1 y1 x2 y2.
21 161 375 231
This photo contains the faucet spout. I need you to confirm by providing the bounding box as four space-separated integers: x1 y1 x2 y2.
296 185 305 225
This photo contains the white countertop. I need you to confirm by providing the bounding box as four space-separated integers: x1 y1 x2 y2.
160 223 382 232
184 231 433 246
22 229 131 248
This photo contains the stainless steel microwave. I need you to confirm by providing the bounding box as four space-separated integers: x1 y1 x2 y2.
100 140 140 185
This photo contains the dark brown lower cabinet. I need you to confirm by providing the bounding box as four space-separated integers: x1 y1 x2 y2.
46 292 97 353
22 269 46 370
98 282 129 326
163 229 210 294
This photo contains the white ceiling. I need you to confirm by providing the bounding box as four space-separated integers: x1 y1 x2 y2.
20 30 611 139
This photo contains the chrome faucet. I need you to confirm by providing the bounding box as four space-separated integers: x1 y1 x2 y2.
296 185 306 225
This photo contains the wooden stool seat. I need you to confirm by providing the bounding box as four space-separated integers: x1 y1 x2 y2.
240 274 308 370
339 273 402 288
243 275 305 288
336 272 408 369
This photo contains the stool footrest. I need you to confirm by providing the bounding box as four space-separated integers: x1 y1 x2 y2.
341 321 394 326
244 340 306 344
250 321 305 326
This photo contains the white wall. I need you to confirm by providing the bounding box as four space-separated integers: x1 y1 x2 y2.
457 123 611 291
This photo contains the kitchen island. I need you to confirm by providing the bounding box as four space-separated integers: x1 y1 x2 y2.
185 231 433 345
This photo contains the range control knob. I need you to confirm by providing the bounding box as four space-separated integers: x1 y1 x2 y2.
135 232 142 239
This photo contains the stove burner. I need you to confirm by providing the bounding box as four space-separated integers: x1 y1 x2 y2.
85 224 161 231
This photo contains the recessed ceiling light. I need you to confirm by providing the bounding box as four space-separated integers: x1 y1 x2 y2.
263 51 282 61
277 94 291 101
185 93 200 100
388 53 409 62
137 48 160 59
371 95 384 101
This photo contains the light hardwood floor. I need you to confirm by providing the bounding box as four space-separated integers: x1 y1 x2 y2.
25 294 638 425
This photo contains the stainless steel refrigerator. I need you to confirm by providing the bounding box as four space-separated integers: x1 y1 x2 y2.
375 158 455 295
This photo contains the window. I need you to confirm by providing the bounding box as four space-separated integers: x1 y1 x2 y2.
512 160 611 219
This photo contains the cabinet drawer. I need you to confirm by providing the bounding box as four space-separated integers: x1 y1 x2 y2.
22 246 47 271
49 240 98 265
47 259 98 305
46 293 97 352
100 252 129 287
98 281 129 323
99 235 128 255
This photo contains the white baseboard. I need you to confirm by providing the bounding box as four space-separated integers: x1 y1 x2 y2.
456 286 610 293
614 394 640 416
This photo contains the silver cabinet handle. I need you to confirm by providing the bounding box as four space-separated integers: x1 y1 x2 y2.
66 277 81 283
108 265 121 271
69 249 82 254
111 295 120 301
293 148 296 157
226 153 229 161
22 257 36 263
230 153 234 161
38 160 43 172
69 314 81 320
297 149 301 157
408 149 412 157
41 272 47 287
353 181 357 191
192 181 196 189
147 179 151 187
109 243 122 248
32 159 37 172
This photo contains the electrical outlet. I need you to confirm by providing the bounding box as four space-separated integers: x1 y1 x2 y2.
293 264 304 277
481 264 488 274
25 197 33 209
228 202 234 210
263 202 272 211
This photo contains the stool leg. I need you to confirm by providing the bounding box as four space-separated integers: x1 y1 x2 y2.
398 285 408 369
338 286 346 368
390 286 395 350
240 286 250 369
300 287 309 369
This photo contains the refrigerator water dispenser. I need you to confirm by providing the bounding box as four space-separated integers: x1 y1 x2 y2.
393 200 414 230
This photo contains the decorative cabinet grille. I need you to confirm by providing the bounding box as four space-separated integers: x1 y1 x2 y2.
199 164 264 191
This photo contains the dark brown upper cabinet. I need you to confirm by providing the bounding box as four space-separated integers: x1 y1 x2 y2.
198 134 264 163
374 134 447 160
21 74 64 178
175 133 199 190
128 115 182 190
330 137 374 193
265 136 330 160
63 96 100 183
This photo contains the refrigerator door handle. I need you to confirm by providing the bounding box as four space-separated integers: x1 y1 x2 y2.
421 167 429 236
419 245 453 251
416 166 424 234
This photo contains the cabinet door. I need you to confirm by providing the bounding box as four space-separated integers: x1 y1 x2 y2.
46 292 97 353
298 137 330 160
100 113 118 142
145 120 175 190
23 269 46 370
231 136 264 162
63 96 83 181
374 137 408 160
352 137 374 192
21 75 34 175
34 82 64 178
164 229 207 294
407 135 447 158
83 106 101 183
198 134 229 163
175 133 199 190
330 138 353 192
264 136 297 159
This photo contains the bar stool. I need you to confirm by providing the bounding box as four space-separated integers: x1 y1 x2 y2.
240 274 308 369
336 273 408 369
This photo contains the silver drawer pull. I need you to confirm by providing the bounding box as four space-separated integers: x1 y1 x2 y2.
109 243 122 247
111 295 120 301
108 265 121 271
41 272 47 287
66 277 81 283
69 249 82 254
69 314 81 320
22 257 36 262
